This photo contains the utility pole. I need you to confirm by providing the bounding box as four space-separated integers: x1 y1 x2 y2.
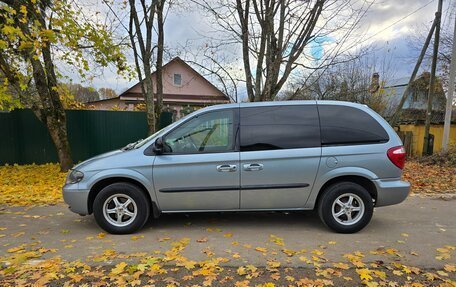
423 0 443 155
389 19 437 127
442 16 456 151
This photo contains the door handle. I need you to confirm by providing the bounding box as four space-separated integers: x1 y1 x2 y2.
216 164 237 172
243 163 264 171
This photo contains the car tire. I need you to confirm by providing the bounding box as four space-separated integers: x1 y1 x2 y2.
318 182 373 233
93 182 150 234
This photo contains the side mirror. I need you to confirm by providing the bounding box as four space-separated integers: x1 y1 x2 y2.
152 137 164 154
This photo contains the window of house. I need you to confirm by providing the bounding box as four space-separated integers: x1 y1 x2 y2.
318 105 389 145
240 105 320 151
173 73 182 86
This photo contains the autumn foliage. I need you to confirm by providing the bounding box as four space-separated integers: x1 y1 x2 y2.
0 164 65 206
403 161 456 194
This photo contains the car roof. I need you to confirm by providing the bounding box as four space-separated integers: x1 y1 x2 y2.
196 100 368 113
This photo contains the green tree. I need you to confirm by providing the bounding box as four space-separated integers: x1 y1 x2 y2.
0 0 130 171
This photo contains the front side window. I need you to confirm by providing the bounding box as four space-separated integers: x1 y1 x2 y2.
318 105 389 145
240 105 320 151
164 109 235 154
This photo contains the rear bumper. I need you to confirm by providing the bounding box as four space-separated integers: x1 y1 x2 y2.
62 184 90 215
373 178 410 207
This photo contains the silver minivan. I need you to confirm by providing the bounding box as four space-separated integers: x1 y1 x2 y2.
63 101 410 234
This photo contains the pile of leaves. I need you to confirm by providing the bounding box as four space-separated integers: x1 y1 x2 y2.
0 163 66 206
403 161 456 194
417 145 456 167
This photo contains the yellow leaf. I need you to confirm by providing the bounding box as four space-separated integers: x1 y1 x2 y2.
356 268 373 281
267 260 281 269
333 262 349 270
237 266 246 276
281 248 296 257
111 262 127 275
235 280 250 287
255 247 267 253
19 5 27 15
0 40 7 49
285 275 295 282
270 234 285 246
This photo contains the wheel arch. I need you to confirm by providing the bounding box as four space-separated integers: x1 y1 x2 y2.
88 177 159 217
314 175 378 209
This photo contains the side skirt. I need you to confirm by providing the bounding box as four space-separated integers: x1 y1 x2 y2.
160 207 314 214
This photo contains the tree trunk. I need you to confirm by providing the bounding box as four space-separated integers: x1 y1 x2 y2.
30 49 73 171
155 0 165 128
42 43 73 171
46 116 73 171
236 0 255 102
128 0 157 135
143 62 156 135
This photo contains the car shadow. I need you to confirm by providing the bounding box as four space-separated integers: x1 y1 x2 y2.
142 210 330 232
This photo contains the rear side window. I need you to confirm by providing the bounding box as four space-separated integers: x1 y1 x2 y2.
240 105 320 151
318 105 389 145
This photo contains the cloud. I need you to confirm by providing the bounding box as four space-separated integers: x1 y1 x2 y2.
59 0 452 94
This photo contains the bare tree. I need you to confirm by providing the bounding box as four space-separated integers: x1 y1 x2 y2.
128 0 158 134
281 47 396 114
104 0 171 133
195 0 372 102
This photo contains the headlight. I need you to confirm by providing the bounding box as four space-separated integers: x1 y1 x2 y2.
66 170 84 184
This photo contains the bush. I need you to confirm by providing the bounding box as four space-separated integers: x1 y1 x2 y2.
418 145 456 167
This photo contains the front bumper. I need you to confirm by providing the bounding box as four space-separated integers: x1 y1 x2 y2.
373 178 410 207
62 184 90 215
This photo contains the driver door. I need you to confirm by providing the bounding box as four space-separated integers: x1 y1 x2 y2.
153 108 240 211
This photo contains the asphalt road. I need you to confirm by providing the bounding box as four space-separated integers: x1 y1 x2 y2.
0 195 454 269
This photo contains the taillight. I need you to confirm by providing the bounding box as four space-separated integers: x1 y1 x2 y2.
387 146 406 169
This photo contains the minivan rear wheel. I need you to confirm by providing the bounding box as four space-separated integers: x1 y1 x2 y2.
93 182 150 234
318 182 373 233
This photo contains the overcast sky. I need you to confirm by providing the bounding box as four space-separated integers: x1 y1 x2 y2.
67 0 455 99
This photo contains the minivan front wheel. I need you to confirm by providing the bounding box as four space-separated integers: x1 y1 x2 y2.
318 182 373 233
93 182 150 234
